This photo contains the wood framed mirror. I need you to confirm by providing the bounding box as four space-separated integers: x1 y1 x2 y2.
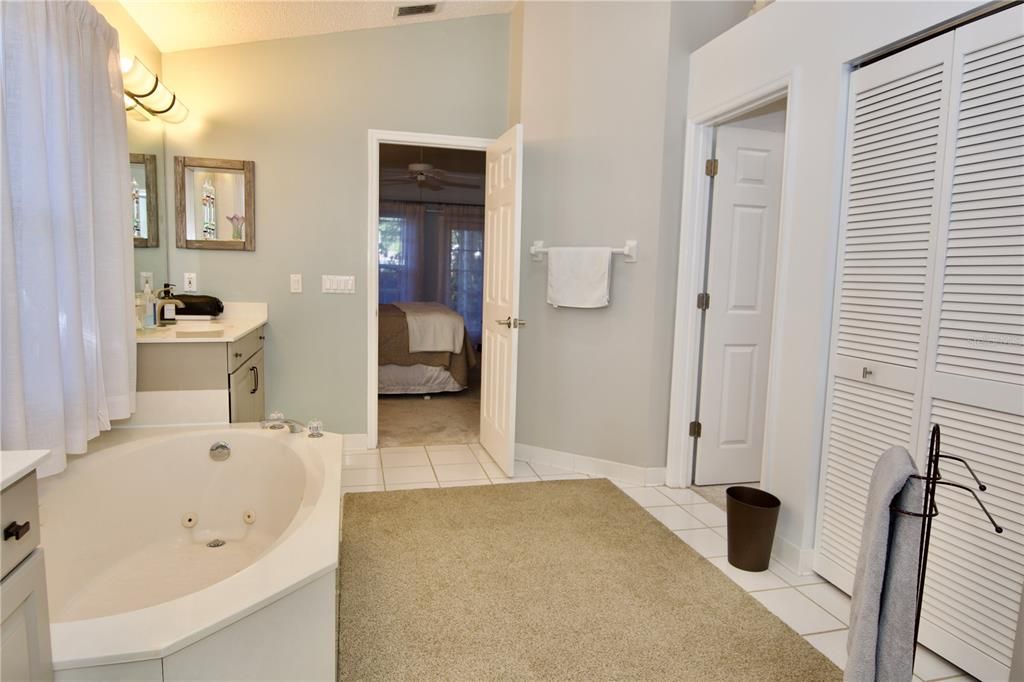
130 153 159 248
175 156 255 251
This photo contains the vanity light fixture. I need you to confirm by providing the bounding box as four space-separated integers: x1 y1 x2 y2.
120 57 189 124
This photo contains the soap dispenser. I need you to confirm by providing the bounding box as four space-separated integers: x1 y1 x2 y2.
158 283 179 326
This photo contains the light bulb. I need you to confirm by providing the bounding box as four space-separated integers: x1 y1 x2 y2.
121 57 156 97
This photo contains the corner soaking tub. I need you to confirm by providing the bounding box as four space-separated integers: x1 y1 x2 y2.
38 426 341 681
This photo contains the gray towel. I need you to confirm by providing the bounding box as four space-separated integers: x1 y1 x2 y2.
846 446 924 682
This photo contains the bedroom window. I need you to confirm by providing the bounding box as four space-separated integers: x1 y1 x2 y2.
449 226 484 345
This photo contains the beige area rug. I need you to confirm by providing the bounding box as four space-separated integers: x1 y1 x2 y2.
338 479 841 681
377 384 479 447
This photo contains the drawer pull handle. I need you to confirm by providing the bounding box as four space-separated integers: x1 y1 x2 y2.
4 520 30 541
234 352 243 358
258 335 265 341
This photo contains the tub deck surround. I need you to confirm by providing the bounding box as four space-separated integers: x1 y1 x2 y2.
40 425 342 671
136 302 268 344
1 450 50 488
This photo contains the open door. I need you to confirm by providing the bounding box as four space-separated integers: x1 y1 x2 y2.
693 122 785 485
479 124 523 476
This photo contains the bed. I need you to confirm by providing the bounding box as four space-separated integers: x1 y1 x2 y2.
378 303 477 394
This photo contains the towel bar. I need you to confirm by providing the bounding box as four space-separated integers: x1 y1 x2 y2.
529 240 638 263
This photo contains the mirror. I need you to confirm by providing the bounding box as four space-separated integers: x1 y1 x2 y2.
128 116 167 290
175 156 255 251
130 153 159 247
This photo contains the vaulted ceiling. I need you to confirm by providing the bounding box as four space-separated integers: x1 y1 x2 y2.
119 0 515 53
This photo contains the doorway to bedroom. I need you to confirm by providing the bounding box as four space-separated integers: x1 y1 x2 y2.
374 142 486 448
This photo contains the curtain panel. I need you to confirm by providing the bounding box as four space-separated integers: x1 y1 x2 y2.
1 1 136 476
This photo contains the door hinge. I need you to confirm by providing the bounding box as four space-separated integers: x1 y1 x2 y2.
696 292 710 310
689 421 702 438
705 159 719 177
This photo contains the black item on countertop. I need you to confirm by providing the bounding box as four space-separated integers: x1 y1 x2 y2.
176 294 224 317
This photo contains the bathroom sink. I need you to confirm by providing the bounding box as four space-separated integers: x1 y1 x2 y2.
175 325 225 338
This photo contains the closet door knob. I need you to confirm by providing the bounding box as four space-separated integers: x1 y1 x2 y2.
496 317 512 328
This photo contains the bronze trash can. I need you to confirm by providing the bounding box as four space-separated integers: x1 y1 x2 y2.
725 486 780 572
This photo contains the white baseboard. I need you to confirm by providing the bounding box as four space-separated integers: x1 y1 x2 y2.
514 443 667 487
343 433 369 451
771 534 818 576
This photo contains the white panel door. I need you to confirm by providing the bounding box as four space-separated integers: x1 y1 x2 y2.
694 124 785 485
815 32 956 586
479 124 523 476
915 8 1024 680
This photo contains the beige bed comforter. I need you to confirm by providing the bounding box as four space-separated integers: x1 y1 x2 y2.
378 304 477 388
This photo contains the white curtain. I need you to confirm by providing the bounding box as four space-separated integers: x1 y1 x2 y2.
378 201 426 304
1 1 136 476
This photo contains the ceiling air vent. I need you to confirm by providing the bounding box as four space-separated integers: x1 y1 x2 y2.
395 4 437 18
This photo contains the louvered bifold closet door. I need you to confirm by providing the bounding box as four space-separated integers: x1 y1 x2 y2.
915 7 1024 680
814 34 955 588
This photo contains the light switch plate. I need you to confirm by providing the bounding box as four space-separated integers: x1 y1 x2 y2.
183 272 197 292
290 274 303 293
139 272 153 291
322 275 355 294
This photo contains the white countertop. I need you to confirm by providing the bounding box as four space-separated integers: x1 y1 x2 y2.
136 302 267 344
1 450 50 489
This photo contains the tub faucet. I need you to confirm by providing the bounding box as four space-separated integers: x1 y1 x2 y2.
263 414 304 433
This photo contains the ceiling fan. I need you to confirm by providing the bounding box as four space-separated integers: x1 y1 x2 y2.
381 150 481 191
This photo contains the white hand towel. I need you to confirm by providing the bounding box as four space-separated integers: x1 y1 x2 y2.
546 247 612 308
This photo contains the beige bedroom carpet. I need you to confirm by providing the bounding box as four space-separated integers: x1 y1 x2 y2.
377 384 479 447
337 479 841 681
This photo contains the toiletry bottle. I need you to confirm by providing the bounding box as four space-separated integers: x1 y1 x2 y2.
134 292 144 330
142 283 157 329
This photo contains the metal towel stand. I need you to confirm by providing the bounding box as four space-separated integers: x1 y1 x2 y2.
891 424 1003 666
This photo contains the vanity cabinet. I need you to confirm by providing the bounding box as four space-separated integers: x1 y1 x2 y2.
128 322 268 426
229 347 264 424
1 468 54 682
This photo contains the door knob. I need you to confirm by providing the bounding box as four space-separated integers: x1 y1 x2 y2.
496 317 512 328
513 319 527 328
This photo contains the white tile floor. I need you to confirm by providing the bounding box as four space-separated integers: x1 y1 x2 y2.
340 445 974 681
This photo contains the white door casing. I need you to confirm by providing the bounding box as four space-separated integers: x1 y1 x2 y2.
479 124 523 476
694 124 785 485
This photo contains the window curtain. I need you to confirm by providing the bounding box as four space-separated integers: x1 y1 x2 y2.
378 201 426 304
378 201 485 345
1 1 136 476
443 205 485 345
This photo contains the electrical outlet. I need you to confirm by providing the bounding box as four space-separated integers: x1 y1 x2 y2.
290 274 303 293
183 272 197 292
139 271 153 291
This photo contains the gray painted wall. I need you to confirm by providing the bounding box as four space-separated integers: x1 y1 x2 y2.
161 15 509 433
511 2 749 468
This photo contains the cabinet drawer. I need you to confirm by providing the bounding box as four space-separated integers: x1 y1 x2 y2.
227 326 264 373
1 472 40 579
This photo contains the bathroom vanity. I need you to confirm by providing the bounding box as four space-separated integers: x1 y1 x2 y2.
1 450 54 682
122 303 267 426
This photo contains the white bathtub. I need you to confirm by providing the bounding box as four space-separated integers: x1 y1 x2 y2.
38 426 341 681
